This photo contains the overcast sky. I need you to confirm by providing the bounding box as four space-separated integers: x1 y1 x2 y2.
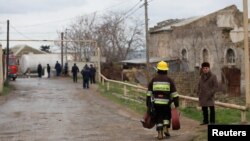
0 0 247 50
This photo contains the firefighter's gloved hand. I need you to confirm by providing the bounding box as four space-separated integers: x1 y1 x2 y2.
147 107 155 117
147 106 152 114
147 106 150 113
171 103 177 108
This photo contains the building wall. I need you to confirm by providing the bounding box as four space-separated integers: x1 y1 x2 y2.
149 5 245 83
168 71 200 96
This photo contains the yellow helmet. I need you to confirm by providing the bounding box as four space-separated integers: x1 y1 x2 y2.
157 61 169 71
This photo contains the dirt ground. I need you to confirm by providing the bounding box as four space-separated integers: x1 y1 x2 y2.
0 77 206 141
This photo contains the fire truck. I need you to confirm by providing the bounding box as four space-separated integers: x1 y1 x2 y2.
8 54 18 81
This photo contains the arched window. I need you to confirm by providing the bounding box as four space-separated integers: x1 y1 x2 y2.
226 49 235 63
202 49 209 62
181 49 187 60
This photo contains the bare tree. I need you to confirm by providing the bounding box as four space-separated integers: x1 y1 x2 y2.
96 12 143 63
205 26 230 91
60 11 144 63
66 14 97 61
40 45 51 53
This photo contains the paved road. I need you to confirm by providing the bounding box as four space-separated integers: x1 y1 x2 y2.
0 77 204 141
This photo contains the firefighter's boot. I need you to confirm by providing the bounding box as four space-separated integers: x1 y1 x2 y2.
157 130 164 140
156 124 164 140
163 126 170 137
163 120 170 137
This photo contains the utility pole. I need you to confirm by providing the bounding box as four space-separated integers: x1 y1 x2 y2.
61 32 64 72
243 0 250 108
0 44 3 92
65 29 69 63
6 20 10 83
144 0 150 85
97 47 101 82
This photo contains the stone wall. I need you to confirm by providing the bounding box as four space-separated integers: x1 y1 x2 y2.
168 71 200 96
148 5 244 84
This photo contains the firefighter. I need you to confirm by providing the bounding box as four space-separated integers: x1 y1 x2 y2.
146 61 179 140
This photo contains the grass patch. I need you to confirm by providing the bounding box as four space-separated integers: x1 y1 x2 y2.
181 107 202 121
192 129 207 141
98 82 250 124
181 107 250 124
0 82 13 96
98 83 147 115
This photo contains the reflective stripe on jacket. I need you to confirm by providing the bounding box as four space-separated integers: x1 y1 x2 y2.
147 73 179 105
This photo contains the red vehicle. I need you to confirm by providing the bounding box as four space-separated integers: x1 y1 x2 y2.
8 54 18 81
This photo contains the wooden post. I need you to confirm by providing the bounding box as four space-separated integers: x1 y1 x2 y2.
97 47 101 83
241 110 247 123
6 20 9 82
107 82 110 91
124 85 127 96
102 78 104 86
144 0 150 85
243 0 250 108
61 32 64 72
180 99 187 108
0 44 3 92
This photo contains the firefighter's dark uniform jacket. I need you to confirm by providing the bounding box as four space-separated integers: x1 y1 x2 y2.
146 73 179 126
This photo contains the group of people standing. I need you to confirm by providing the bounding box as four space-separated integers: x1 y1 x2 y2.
37 61 60 78
37 61 96 86
37 63 51 78
71 63 96 89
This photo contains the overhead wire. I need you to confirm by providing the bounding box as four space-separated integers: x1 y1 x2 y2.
97 0 133 12
123 1 143 15
13 0 135 29
117 1 144 23
118 0 157 24
1 0 146 43
1 30 57 35
9 25 35 40
2 0 160 31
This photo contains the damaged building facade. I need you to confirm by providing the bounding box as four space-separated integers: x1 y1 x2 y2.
149 5 248 96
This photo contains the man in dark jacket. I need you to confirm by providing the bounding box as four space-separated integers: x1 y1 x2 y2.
81 65 91 89
37 63 43 78
64 63 69 76
71 63 79 83
197 62 218 125
47 64 51 78
146 61 179 139
89 64 96 84
55 61 61 76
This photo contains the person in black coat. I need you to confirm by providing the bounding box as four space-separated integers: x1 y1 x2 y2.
47 64 51 78
90 64 96 84
71 63 79 83
81 65 91 89
55 61 61 76
37 63 43 78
